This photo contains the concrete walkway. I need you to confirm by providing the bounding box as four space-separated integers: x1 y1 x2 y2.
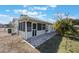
27 32 56 47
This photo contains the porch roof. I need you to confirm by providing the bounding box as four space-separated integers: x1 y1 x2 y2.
19 15 53 25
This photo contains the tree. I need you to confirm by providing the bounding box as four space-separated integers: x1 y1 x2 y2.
53 13 78 36
53 13 78 52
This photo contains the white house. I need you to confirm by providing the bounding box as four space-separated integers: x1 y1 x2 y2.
11 18 19 34
12 15 53 40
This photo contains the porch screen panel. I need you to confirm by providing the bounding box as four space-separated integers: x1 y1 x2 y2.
27 22 31 32
18 23 21 30
42 24 46 30
37 23 42 30
18 22 25 31
22 22 25 31
33 23 36 29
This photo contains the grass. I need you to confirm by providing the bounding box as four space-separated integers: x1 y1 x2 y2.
36 33 79 53
58 37 79 53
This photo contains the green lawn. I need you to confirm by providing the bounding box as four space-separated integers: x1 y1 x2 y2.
36 34 79 53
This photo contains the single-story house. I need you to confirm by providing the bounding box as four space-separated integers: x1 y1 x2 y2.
11 18 19 34
12 15 53 40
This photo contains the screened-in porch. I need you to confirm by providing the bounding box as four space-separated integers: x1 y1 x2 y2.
18 20 51 39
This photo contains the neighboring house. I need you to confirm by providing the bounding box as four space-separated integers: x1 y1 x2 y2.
12 15 53 40
4 23 13 32
74 25 79 30
0 23 4 28
11 18 19 34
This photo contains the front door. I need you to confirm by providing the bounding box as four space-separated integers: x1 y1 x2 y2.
32 23 37 36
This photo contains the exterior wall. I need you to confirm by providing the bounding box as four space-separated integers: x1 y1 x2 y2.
47 24 53 33
19 31 26 39
27 31 32 38
45 24 52 33
26 30 46 39
26 31 46 39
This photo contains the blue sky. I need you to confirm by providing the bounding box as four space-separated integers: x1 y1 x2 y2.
0 5 79 24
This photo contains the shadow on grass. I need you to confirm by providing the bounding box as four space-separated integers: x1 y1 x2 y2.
36 35 62 53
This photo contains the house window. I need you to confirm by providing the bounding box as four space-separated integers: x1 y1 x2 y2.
42 24 46 30
37 23 42 30
27 22 31 32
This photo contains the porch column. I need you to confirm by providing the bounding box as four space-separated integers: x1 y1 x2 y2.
25 21 27 40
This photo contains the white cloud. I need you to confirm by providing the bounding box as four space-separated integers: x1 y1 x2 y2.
23 5 28 8
13 9 56 23
27 11 38 16
32 7 48 10
5 9 10 12
31 5 56 11
68 16 77 19
54 13 65 16
14 9 42 16
0 14 13 24
48 5 57 8
14 9 38 16
13 9 47 20
23 5 32 8
36 14 46 19
0 14 8 17
14 9 28 15
48 18 57 23
27 11 47 19
53 13 67 19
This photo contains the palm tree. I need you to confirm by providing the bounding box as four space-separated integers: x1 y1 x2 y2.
53 19 77 36
53 18 78 52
